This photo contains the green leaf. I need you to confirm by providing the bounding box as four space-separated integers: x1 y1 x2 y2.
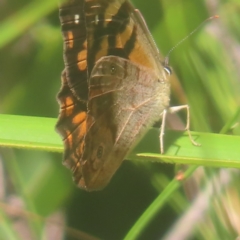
0 114 61 152
1 114 240 169
130 129 240 168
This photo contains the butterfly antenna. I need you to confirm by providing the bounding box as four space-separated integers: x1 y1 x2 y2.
164 15 219 66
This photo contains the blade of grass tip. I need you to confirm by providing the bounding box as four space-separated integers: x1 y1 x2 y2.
0 0 59 49
123 166 197 240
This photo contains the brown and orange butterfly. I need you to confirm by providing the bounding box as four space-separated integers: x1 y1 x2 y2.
56 0 197 191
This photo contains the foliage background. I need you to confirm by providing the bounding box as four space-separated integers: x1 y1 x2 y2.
0 0 240 239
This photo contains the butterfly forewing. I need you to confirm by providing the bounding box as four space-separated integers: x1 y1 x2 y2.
56 71 87 171
85 0 165 75
59 0 88 101
57 0 89 180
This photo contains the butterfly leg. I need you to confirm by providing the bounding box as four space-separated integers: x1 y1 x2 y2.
168 104 201 148
160 109 167 154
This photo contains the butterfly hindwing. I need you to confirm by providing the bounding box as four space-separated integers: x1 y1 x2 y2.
80 56 170 189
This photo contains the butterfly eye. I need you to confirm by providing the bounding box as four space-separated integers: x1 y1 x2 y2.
110 64 116 75
164 66 172 75
96 146 103 159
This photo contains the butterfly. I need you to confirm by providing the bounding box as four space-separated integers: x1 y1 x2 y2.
56 0 198 191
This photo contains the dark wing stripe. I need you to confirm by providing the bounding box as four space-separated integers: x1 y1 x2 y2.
107 2 132 57
123 24 137 56
59 0 88 101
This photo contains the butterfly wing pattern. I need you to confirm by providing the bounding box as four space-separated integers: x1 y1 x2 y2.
56 0 171 191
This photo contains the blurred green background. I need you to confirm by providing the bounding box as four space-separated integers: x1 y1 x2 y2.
0 0 240 239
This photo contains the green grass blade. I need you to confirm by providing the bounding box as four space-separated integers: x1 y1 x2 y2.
123 166 197 240
0 208 22 240
0 114 62 152
130 130 240 168
1 114 240 169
